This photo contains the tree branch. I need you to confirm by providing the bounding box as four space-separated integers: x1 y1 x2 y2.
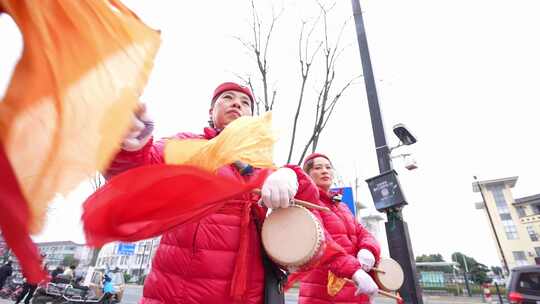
270 90 277 110
321 76 359 131
233 72 261 115
287 16 322 163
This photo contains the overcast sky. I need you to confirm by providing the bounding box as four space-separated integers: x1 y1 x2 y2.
1 0 539 268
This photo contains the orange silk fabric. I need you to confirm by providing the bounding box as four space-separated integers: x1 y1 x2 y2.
0 0 160 233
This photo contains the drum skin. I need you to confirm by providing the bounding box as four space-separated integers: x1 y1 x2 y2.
262 205 324 269
374 257 404 291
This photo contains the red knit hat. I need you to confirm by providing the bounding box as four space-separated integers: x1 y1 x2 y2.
211 82 254 111
303 153 331 167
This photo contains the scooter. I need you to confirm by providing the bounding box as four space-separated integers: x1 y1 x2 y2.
31 281 69 304
61 288 114 304
0 277 24 300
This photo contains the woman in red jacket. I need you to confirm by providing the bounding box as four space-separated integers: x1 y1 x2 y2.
299 152 382 304
106 82 321 304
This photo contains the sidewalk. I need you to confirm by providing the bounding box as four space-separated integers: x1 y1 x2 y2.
286 288 494 304
422 295 489 304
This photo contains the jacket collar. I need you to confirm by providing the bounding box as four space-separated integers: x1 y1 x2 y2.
203 127 221 139
318 187 342 205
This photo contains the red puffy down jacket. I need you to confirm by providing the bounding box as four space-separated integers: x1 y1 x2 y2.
298 188 381 304
105 127 320 304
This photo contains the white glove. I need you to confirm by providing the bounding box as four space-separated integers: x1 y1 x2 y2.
261 168 299 209
352 269 378 297
122 105 153 152
357 249 376 272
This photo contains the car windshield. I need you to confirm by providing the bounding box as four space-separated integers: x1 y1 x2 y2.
517 271 540 296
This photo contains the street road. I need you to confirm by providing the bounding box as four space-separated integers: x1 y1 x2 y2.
0 285 494 304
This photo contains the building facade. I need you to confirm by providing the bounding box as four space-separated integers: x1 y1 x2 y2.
513 194 540 259
95 237 159 279
37 241 92 270
0 239 92 273
359 213 385 242
473 177 540 272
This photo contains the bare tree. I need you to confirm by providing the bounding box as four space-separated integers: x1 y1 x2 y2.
90 172 104 191
235 0 282 114
238 0 360 165
295 2 360 165
286 14 323 163
88 172 104 266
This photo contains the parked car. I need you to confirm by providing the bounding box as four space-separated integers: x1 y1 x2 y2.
507 265 540 304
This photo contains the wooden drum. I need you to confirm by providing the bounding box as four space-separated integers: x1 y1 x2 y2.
261 205 325 272
373 257 404 292
340 257 405 302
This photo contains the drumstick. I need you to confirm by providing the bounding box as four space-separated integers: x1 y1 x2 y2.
251 189 330 212
377 290 403 301
343 278 403 302
291 199 331 212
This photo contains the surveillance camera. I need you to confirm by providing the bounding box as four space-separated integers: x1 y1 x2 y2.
393 123 417 146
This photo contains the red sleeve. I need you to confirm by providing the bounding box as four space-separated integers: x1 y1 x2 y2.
284 165 319 203
355 221 381 264
284 165 361 279
104 137 166 179
104 131 208 179
312 209 362 278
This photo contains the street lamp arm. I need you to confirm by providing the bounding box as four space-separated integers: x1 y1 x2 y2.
389 141 404 153
390 153 411 160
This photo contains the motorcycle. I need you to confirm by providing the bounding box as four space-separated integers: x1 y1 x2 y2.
0 276 24 300
31 275 72 304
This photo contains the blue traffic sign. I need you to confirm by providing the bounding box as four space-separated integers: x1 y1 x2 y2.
330 187 356 216
117 243 136 255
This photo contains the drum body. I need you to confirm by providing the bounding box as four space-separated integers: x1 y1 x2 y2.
261 205 325 272
374 257 404 291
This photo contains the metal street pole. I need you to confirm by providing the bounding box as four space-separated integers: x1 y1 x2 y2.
461 254 472 297
350 1 423 303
